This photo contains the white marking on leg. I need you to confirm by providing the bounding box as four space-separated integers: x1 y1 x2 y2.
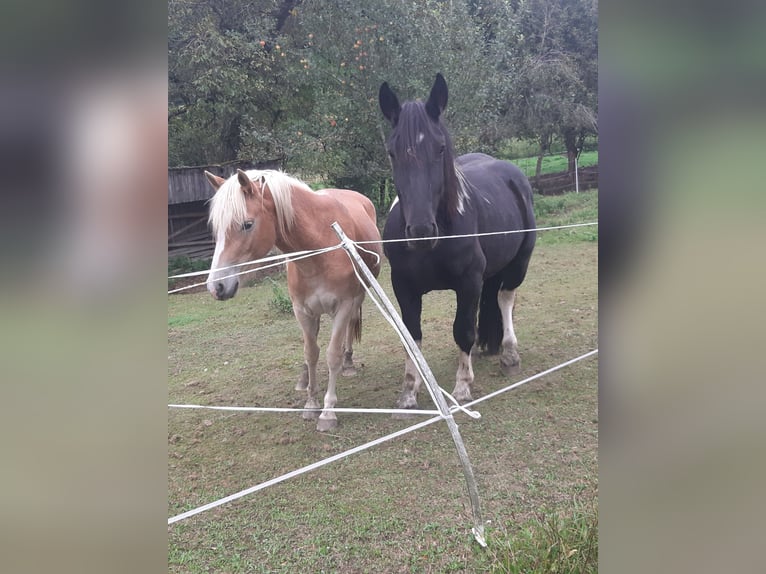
498 289 517 347
397 341 423 410
417 132 425 143
453 349 474 403
498 289 521 374
317 304 353 431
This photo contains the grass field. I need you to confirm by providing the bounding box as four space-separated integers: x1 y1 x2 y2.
168 190 598 572
513 151 598 179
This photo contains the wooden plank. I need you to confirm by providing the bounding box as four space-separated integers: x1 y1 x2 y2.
168 240 216 248
168 212 209 220
168 218 208 240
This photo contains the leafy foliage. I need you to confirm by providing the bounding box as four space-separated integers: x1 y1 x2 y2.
169 0 597 207
494 0 598 176
168 0 291 166
267 277 293 313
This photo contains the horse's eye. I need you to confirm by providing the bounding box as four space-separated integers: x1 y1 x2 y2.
388 150 395 159
439 145 446 155
242 220 254 231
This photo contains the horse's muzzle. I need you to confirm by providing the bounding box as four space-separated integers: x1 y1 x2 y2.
405 223 438 250
209 279 239 300
406 238 439 250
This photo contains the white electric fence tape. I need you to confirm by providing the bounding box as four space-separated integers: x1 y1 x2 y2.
168 348 598 526
168 222 597 294
168 219 598 546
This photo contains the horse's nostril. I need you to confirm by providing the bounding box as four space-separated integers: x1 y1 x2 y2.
406 223 436 240
215 282 225 297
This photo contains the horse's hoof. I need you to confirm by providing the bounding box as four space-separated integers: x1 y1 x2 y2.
453 392 473 405
392 403 420 419
302 403 320 420
316 417 338 432
392 411 417 420
341 366 358 377
500 359 521 376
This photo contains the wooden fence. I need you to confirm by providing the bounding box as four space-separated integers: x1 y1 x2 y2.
533 165 598 195
168 160 280 260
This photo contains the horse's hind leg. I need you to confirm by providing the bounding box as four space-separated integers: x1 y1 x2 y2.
341 296 364 377
498 288 521 376
498 244 533 376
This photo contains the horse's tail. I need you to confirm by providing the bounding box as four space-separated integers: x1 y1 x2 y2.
477 275 503 355
349 303 363 344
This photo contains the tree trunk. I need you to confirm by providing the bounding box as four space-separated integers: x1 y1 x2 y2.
535 152 544 182
563 128 579 177
535 134 551 190
378 180 387 213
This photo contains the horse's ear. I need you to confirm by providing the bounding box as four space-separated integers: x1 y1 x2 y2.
204 171 226 190
425 73 448 121
379 81 401 126
236 169 254 195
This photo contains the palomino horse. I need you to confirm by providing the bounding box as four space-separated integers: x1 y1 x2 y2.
204 169 382 431
379 73 536 411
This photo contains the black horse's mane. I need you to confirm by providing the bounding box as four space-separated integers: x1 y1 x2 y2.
389 101 463 217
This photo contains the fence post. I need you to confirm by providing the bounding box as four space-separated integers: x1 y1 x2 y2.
575 155 580 193
331 222 487 547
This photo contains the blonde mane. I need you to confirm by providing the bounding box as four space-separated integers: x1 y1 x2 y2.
208 169 313 237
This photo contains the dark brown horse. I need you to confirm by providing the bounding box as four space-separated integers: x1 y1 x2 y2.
379 74 536 410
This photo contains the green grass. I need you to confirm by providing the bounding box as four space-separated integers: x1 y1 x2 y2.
168 191 597 572
496 137 599 162
168 256 213 291
169 256 211 276
168 312 212 328
514 150 598 179
533 190 598 245
484 499 598 573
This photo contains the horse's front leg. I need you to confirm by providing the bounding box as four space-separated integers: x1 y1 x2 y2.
316 303 355 432
391 280 424 414
452 281 481 404
293 307 321 419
